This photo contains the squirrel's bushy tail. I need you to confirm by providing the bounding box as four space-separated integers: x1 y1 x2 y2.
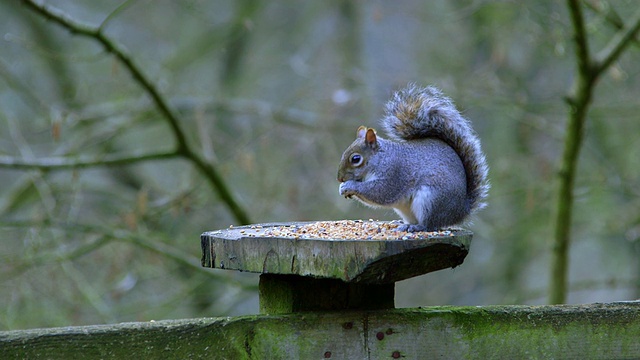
382 84 490 213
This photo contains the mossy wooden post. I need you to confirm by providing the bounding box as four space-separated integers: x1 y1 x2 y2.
200 221 472 314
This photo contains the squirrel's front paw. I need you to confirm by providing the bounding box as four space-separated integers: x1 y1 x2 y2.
339 181 357 199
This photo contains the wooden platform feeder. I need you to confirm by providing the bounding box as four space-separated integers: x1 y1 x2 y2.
200 221 472 314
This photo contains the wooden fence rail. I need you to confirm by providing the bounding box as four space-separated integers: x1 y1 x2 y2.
2 302 639 359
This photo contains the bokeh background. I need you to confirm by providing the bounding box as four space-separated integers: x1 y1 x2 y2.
1 0 639 330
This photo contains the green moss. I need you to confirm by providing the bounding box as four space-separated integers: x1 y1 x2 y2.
380 304 640 359
3 303 640 359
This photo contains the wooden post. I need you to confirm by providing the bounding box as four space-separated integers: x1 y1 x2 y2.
200 221 472 314
258 274 395 313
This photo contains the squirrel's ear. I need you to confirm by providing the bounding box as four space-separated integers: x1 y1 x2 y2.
356 126 368 139
365 128 378 147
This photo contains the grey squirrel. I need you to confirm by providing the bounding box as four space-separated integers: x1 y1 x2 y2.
337 84 489 232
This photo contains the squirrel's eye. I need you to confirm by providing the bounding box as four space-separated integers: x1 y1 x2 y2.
350 153 363 166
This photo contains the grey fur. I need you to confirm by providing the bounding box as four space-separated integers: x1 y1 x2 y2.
337 85 489 231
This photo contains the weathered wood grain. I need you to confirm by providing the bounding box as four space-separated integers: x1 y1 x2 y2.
2 302 639 359
201 222 472 284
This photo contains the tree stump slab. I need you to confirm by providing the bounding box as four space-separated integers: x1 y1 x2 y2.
201 221 472 284
201 221 472 313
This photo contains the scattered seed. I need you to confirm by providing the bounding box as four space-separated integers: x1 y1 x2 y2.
228 220 458 241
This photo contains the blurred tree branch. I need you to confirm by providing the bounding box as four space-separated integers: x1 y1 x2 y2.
0 59 49 113
16 0 250 225
584 1 640 48
5 234 112 277
0 150 178 170
593 8 640 76
1 220 256 290
550 1 640 304
220 0 261 91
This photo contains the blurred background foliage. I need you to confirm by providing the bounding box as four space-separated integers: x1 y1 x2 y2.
0 0 639 330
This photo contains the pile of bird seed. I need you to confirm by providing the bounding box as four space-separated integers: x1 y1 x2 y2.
231 220 455 240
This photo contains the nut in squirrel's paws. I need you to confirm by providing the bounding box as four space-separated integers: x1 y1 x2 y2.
339 182 356 199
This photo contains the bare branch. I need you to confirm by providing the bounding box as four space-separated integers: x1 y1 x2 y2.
594 7 640 77
98 0 138 33
550 1 640 304
20 0 188 151
6 236 112 278
0 150 178 170
1 220 256 289
550 0 597 305
20 0 250 225
566 0 593 79
583 1 635 44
